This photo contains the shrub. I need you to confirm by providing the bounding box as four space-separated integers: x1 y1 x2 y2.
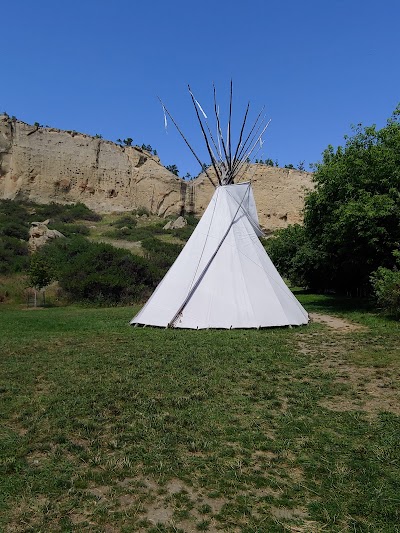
167 215 199 241
51 223 90 237
0 199 30 226
112 215 138 229
135 206 150 217
264 225 307 283
33 202 102 222
33 202 66 219
60 203 102 222
141 237 183 273
37 237 159 304
0 221 30 240
106 220 165 242
0 237 29 274
371 252 400 317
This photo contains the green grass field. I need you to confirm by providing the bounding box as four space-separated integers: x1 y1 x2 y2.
1 294 399 532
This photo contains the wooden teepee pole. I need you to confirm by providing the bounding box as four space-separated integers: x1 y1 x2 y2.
188 86 222 185
158 97 217 188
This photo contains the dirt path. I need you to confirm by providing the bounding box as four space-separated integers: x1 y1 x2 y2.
309 312 367 332
298 314 400 419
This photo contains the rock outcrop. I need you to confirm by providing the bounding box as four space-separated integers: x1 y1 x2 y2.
0 115 186 217
0 114 313 229
163 216 187 230
29 220 65 253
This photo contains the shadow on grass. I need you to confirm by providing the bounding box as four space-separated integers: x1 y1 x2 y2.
293 289 374 314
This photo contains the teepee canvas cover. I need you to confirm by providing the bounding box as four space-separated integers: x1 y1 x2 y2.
131 181 308 329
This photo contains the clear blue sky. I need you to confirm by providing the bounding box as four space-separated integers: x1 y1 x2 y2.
2 0 399 176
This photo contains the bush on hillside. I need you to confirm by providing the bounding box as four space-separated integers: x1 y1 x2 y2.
106 220 165 242
134 207 150 217
37 237 159 304
58 203 102 222
0 199 101 226
0 237 29 274
0 200 30 273
51 222 90 237
32 201 102 222
0 199 29 224
0 221 30 240
141 237 183 273
111 215 138 229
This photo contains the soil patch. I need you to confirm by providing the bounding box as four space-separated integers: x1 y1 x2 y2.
309 313 367 332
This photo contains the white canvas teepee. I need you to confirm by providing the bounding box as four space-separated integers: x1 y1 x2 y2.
132 83 308 328
131 182 308 329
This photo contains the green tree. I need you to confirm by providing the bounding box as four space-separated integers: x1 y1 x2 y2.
29 255 54 290
267 105 400 294
123 138 133 146
141 144 153 152
29 255 54 306
166 164 179 176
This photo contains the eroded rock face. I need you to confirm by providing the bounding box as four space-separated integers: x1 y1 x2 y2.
29 220 65 253
188 166 313 231
0 115 186 217
0 115 313 229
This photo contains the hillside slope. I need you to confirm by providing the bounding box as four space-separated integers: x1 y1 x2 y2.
0 114 313 229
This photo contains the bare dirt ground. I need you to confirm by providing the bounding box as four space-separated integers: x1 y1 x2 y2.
300 314 400 420
309 312 367 332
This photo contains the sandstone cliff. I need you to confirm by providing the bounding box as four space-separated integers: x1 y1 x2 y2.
190 165 312 231
0 115 186 217
0 115 313 229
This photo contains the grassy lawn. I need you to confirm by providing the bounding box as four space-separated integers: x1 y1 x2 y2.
0 295 399 532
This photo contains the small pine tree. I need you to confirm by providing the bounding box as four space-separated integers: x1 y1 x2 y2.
166 164 179 176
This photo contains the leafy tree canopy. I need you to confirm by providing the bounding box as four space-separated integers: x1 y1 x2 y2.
29 255 54 290
266 105 400 293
